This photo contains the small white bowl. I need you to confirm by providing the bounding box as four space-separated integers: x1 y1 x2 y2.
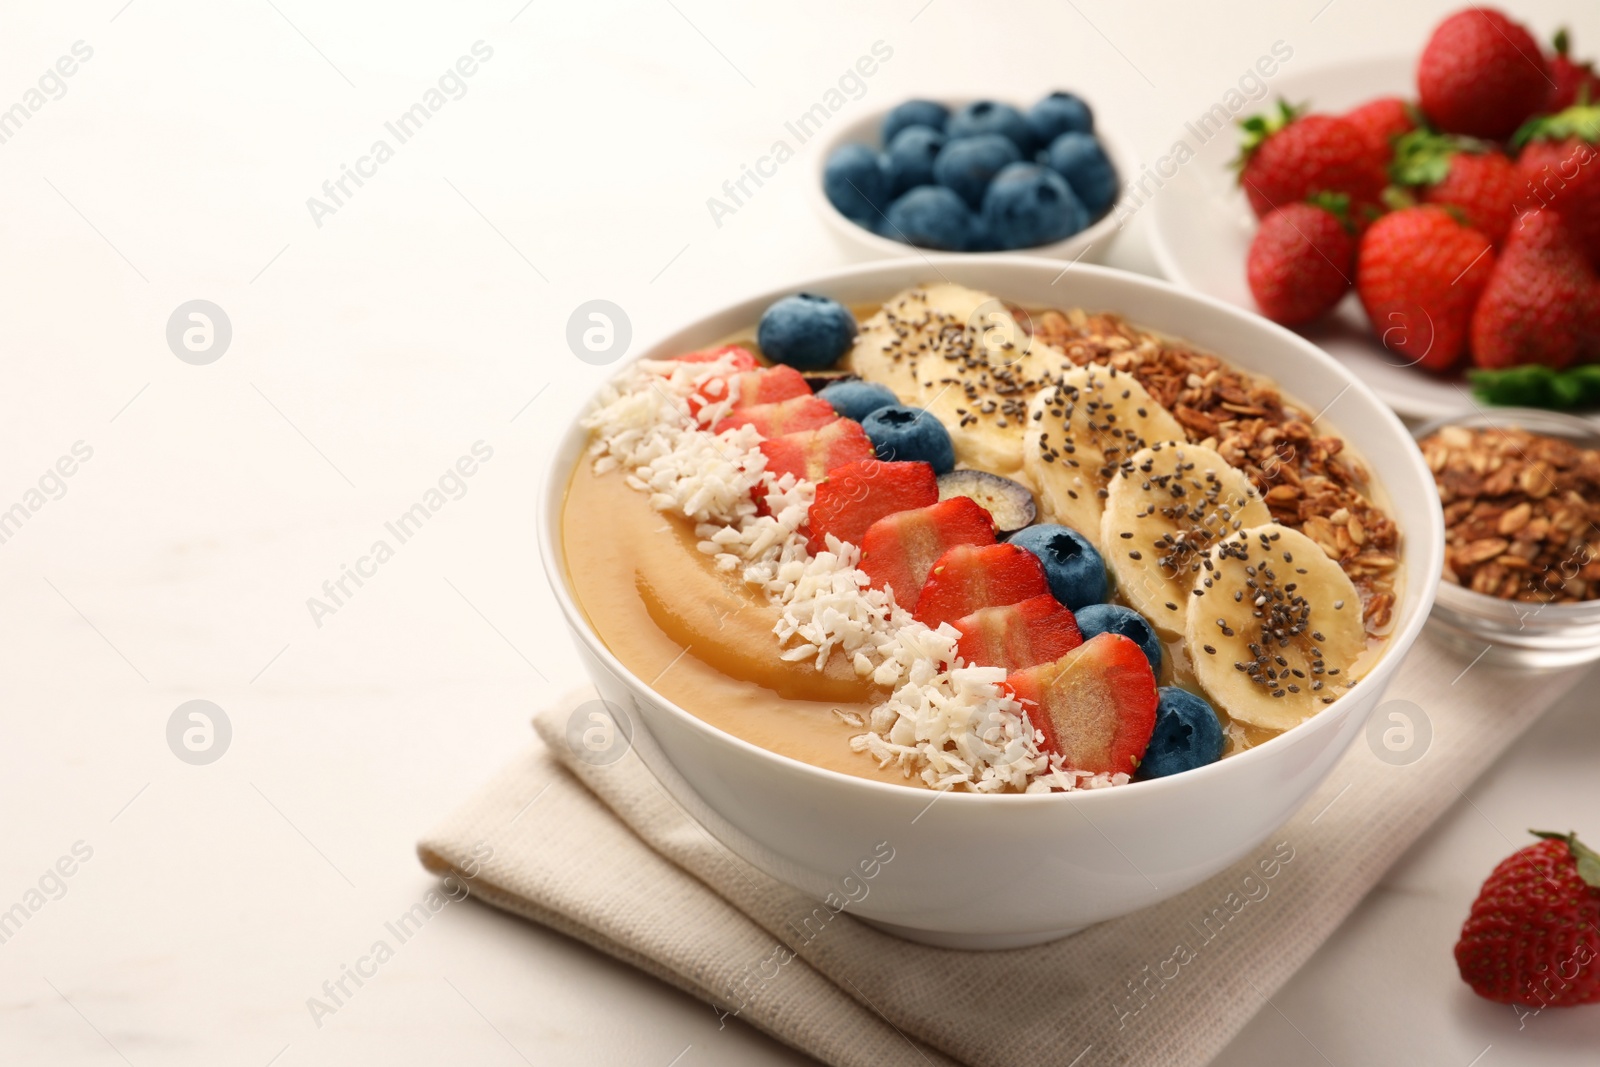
539 257 1444 949
807 98 1135 263
1414 408 1600 668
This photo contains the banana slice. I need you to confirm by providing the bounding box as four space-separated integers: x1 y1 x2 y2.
1022 364 1184 548
1186 523 1366 732
1101 442 1271 636
848 284 1071 476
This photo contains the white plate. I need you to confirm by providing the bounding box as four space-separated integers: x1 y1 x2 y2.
1146 55 1532 424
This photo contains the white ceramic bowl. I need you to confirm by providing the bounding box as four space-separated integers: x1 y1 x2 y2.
808 98 1134 263
538 257 1444 949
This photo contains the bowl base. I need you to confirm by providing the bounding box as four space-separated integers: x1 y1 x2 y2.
1424 615 1600 670
859 917 1087 951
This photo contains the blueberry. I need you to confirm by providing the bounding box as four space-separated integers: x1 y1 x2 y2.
932 134 1022 209
1006 524 1106 610
818 379 899 422
884 126 946 196
757 294 857 371
967 214 999 252
1074 603 1162 675
1043 132 1119 217
1138 687 1225 780
981 163 1088 250
823 143 889 223
946 100 1034 154
882 99 951 146
882 186 976 251
802 369 855 392
860 405 954 473
937 470 1036 535
1027 91 1094 144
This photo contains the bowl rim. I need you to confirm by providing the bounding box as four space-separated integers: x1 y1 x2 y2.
805 95 1137 259
1413 406 1600 619
537 255 1445 807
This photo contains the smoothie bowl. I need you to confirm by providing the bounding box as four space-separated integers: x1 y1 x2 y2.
539 257 1443 948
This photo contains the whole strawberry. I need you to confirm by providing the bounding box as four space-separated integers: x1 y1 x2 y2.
1547 29 1600 112
1235 101 1386 219
1456 830 1600 1007
1391 130 1520 245
1356 205 1496 372
1515 104 1600 266
1418 7 1550 140
1343 96 1418 166
1471 208 1600 369
1247 195 1356 325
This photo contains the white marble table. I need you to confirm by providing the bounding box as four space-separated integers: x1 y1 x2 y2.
2 1 1596 1064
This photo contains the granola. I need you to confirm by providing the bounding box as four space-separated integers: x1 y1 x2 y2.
1418 425 1600 603
1023 306 1400 633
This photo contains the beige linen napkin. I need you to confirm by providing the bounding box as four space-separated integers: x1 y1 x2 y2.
419 633 1584 1067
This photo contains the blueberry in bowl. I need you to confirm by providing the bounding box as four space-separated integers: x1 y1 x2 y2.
881 98 950 145
860 404 956 473
1043 131 1119 217
946 100 1036 155
936 470 1036 536
1138 687 1226 780
758 294 857 371
982 163 1088 251
884 126 946 196
1074 602 1163 675
822 142 889 224
932 134 1023 210
1028 91 1094 143
1007 523 1106 610
881 186 979 252
817 379 900 422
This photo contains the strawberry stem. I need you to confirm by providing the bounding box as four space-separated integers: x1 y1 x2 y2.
1531 830 1600 889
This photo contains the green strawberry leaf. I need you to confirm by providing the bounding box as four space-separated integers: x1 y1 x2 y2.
1389 130 1490 187
1306 191 1355 232
1532 830 1600 889
1554 27 1571 58
1232 98 1303 173
1512 103 1600 147
1380 186 1418 212
1469 366 1600 410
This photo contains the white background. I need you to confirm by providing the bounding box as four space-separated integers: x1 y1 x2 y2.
1 1 1597 1064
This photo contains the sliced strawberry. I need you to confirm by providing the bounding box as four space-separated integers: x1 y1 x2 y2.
691 365 811 418
858 497 996 607
1004 633 1158 776
730 365 809 408
714 395 838 437
953 594 1083 671
913 542 1049 628
758 419 875 488
672 343 758 370
806 459 938 554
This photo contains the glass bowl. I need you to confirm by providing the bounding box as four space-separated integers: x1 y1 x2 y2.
1413 407 1600 668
